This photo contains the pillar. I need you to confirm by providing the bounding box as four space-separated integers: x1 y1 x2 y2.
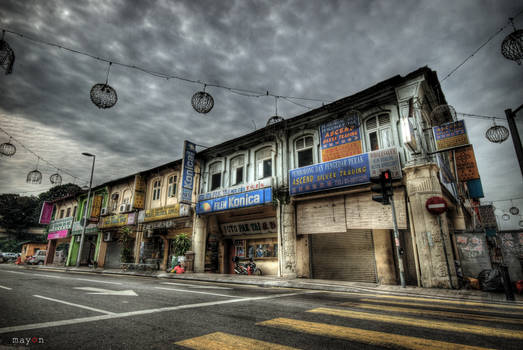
278 202 297 278
192 215 208 273
45 240 57 265
404 163 458 288
372 229 397 285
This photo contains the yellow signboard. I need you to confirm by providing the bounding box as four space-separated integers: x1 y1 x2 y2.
91 195 103 220
133 175 146 209
144 204 180 222
100 213 128 228
455 146 480 181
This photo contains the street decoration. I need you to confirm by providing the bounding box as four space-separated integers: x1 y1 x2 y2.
425 196 448 215
26 157 42 184
191 85 214 114
265 97 284 138
485 120 509 143
90 62 117 109
344 109 361 129
501 18 523 65
0 30 15 75
430 104 456 125
49 172 62 185
0 137 16 156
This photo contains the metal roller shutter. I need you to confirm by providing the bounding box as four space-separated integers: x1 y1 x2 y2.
105 241 122 269
311 230 377 283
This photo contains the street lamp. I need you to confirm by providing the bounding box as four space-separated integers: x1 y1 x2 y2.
76 152 95 267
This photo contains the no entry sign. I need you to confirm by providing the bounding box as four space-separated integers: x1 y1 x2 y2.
426 196 448 215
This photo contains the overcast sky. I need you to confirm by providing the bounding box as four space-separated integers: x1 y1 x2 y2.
0 0 522 204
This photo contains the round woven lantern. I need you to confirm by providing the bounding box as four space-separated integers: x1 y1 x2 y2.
486 124 509 143
430 104 456 125
265 115 284 138
26 169 42 184
191 90 214 114
344 110 362 129
0 139 16 157
50 173 62 186
509 206 519 215
0 31 15 75
90 83 118 109
501 25 523 65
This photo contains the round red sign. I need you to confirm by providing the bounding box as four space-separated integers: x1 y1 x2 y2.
425 196 447 215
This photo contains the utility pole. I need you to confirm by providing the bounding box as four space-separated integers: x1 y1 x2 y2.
505 105 523 177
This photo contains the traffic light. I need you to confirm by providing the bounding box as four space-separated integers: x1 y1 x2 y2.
370 170 393 205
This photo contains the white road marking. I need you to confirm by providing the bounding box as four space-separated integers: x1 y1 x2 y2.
39 274 64 279
154 286 237 298
75 278 122 285
74 287 137 296
160 282 232 290
1 269 122 285
0 291 315 334
0 285 12 290
33 295 115 315
2 270 26 275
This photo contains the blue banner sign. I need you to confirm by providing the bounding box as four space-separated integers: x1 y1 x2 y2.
196 188 272 214
433 120 469 151
181 140 196 204
289 147 401 196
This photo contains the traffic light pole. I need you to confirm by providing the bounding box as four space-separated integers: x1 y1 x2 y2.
389 194 406 288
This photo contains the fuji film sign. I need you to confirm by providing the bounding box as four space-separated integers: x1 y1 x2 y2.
425 196 448 215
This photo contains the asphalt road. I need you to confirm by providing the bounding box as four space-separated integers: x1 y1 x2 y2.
0 265 522 349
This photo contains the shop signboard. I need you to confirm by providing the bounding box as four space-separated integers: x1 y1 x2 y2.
196 187 272 214
320 116 362 162
437 153 458 200
289 147 401 196
48 230 68 240
180 140 197 204
132 175 146 209
90 195 104 221
433 120 469 151
455 145 480 181
198 178 272 201
71 221 98 235
48 217 74 233
39 201 54 224
220 218 277 236
99 212 135 228
143 204 180 222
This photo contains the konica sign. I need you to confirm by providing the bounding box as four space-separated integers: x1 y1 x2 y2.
196 187 272 214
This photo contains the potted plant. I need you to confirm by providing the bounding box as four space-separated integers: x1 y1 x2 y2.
119 226 134 264
172 233 191 267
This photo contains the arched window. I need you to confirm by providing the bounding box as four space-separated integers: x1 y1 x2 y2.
365 114 392 151
167 174 177 198
255 147 272 179
110 192 119 211
230 156 245 186
209 162 223 190
295 135 314 167
152 179 162 201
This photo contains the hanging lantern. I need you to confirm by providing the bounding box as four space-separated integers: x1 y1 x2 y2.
0 30 15 75
430 104 456 125
26 157 42 184
343 109 362 129
509 206 519 215
265 96 285 138
0 138 16 157
486 122 510 143
502 213 510 221
501 19 523 65
50 173 62 186
90 62 117 109
191 85 214 114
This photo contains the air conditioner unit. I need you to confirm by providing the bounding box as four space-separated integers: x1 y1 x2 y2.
100 207 108 216
103 232 112 242
125 203 132 212
119 204 127 212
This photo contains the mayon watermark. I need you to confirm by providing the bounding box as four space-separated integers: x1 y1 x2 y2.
11 337 45 345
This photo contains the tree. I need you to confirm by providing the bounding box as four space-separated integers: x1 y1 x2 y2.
0 194 41 239
38 183 82 203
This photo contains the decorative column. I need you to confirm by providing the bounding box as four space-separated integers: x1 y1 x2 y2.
404 163 458 288
192 214 208 273
372 229 397 285
278 202 297 278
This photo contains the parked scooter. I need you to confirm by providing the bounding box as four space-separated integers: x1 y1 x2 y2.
232 256 262 275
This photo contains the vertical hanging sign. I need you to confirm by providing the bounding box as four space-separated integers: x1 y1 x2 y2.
181 140 196 204
132 174 146 209
39 201 54 224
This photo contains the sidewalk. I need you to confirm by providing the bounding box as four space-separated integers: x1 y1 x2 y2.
12 263 523 304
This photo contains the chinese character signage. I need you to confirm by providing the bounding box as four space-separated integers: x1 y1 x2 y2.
197 187 272 214
99 212 136 228
220 218 277 236
48 230 68 240
433 120 469 151
90 195 103 221
320 117 362 162
143 204 180 222
289 147 401 196
132 175 146 209
39 201 54 224
48 217 74 233
198 178 272 201
72 221 98 235
455 145 480 181
181 140 196 204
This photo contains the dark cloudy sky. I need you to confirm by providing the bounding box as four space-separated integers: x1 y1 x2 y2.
1 0 522 202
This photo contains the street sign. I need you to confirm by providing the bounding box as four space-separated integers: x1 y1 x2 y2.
426 196 448 215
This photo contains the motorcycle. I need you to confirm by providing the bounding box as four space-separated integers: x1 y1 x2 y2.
232 256 262 275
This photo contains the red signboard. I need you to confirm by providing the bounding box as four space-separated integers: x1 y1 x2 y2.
426 197 448 215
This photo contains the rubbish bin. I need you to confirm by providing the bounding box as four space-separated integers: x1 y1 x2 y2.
184 251 195 273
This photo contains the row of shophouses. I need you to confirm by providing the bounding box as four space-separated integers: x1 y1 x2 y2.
41 67 495 289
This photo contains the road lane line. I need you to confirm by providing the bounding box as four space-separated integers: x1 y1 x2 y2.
2 270 26 274
33 295 116 315
357 294 523 310
308 307 523 340
74 278 122 285
39 274 64 279
340 302 523 325
154 286 237 298
0 291 312 334
160 282 232 290
175 331 298 350
0 285 12 290
358 299 523 316
1 270 122 285
258 318 492 350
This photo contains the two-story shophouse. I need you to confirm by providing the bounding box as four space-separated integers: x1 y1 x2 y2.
43 194 77 265
136 152 198 271
193 67 475 288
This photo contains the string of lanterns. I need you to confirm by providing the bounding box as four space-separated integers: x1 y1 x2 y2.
501 18 523 65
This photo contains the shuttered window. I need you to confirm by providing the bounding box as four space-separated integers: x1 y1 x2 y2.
365 114 392 151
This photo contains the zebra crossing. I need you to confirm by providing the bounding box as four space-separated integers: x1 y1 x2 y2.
175 293 523 349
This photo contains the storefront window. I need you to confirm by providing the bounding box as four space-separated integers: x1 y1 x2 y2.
246 237 278 259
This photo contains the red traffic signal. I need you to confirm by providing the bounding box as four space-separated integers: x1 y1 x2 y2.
370 170 393 205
